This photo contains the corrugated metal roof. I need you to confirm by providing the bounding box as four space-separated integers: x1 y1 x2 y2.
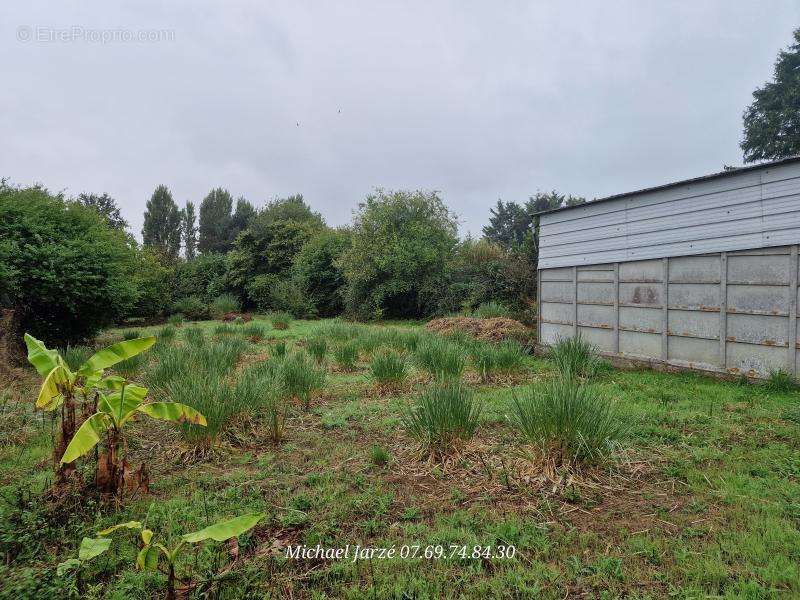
532 155 800 217
536 157 800 269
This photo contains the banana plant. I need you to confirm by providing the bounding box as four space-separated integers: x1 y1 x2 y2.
56 536 112 594
88 514 264 600
61 381 206 495
24 333 157 486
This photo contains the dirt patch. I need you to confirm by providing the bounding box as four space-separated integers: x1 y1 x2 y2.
221 312 253 322
426 317 532 344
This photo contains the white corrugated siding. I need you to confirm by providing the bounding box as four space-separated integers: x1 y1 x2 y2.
538 160 800 269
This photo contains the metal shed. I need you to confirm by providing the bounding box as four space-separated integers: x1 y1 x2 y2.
536 156 800 378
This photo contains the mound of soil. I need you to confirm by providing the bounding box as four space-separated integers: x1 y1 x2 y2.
426 316 532 344
221 312 253 323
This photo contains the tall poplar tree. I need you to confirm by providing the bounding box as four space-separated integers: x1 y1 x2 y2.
142 185 182 259
198 188 233 254
183 200 198 259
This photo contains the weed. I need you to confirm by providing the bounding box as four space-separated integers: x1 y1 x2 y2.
272 341 288 358
306 337 328 364
370 349 408 387
369 445 391 467
167 313 184 326
214 323 235 336
764 369 798 393
471 301 513 319
270 312 292 330
277 352 325 410
414 337 466 379
509 379 626 466
60 345 94 371
333 342 359 371
183 326 206 346
242 323 266 342
549 335 603 379
403 381 482 453
121 330 140 341
210 294 241 317
470 340 526 381
158 325 177 341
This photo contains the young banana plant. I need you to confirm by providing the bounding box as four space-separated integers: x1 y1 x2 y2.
24 333 157 486
60 381 206 495
93 514 264 600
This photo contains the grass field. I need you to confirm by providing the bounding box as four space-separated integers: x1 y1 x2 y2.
1 316 799 599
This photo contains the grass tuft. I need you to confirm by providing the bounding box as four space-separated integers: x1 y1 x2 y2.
403 381 482 453
270 311 292 330
306 337 328 364
369 349 408 387
414 337 466 379
764 369 798 393
333 342 359 371
549 336 603 379
276 352 325 410
509 379 626 466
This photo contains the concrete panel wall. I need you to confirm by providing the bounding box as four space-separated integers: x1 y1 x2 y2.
538 245 800 378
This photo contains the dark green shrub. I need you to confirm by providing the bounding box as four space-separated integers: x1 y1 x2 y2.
0 182 138 344
293 229 351 317
172 295 211 320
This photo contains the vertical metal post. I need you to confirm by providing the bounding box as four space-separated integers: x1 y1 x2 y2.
536 268 542 344
661 257 669 361
613 262 620 354
572 266 578 337
719 252 728 371
788 245 798 375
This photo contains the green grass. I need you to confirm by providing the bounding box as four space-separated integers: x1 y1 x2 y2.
471 301 513 319
333 341 359 371
470 340 526 381
548 335 604 379
413 336 466 379
4 317 800 599
305 337 328 364
276 352 325 410
403 381 482 453
509 378 627 466
369 349 408 387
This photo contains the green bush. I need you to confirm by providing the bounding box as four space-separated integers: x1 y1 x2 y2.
210 294 241 317
0 182 138 344
339 189 458 319
269 278 317 318
403 381 482 452
509 380 626 466
333 342 359 371
172 295 211 320
293 229 351 317
414 337 466 379
370 350 408 387
549 336 603 379
306 337 328 363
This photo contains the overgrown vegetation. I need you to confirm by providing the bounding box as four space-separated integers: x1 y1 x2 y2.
4 317 800 598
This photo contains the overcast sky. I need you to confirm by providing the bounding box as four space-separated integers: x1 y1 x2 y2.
2 2 798 239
